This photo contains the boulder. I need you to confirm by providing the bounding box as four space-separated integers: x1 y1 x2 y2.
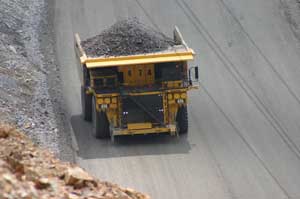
0 124 12 138
64 167 94 188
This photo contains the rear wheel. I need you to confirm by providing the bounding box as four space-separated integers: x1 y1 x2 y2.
176 106 188 134
81 86 92 121
92 97 110 139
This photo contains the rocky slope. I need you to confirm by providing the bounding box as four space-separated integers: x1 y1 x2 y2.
0 124 150 199
0 0 73 161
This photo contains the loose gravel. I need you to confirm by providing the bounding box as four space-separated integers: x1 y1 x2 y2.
81 18 176 57
0 0 73 161
280 0 300 42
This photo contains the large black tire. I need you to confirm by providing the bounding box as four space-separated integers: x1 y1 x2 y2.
81 86 92 121
176 106 188 134
92 97 110 139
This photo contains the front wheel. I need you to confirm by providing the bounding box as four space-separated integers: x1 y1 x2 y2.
92 97 110 139
176 106 188 134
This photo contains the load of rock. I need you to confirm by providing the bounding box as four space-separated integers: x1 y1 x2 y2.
81 18 176 57
0 124 150 199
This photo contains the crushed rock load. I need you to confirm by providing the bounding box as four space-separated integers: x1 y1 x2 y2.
0 124 150 199
81 18 176 57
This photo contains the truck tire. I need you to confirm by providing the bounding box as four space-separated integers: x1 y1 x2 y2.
81 86 92 121
176 106 188 134
92 97 110 139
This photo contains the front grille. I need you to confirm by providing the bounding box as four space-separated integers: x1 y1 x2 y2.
121 94 164 127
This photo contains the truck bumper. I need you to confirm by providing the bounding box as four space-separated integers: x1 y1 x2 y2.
112 125 177 136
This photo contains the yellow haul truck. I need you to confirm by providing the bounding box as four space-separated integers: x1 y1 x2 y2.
75 27 198 141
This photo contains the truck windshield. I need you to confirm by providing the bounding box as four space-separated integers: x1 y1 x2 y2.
90 67 117 89
155 62 183 81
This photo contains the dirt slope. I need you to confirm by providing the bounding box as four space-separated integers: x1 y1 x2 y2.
0 124 150 199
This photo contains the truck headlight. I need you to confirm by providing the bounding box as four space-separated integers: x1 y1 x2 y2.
176 99 184 104
100 104 108 109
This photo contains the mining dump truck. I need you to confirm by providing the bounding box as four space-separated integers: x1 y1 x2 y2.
75 24 198 141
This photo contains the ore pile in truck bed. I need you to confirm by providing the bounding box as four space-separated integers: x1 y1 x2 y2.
81 19 177 57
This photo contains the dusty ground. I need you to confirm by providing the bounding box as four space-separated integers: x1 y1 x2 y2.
2 0 300 198
0 0 73 161
280 0 300 41
55 0 300 198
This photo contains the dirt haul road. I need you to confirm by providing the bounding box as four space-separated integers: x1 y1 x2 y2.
54 0 300 198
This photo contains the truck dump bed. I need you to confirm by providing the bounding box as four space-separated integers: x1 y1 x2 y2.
75 26 195 68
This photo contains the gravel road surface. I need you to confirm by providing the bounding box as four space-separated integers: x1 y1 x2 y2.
54 0 300 198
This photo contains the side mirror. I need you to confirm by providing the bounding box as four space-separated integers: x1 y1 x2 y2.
189 66 199 85
194 66 199 80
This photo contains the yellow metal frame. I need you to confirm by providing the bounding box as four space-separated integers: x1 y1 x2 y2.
92 86 197 131
118 64 155 87
113 125 177 136
82 51 195 68
127 123 152 130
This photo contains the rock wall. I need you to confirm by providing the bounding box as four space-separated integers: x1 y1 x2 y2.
0 124 150 199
